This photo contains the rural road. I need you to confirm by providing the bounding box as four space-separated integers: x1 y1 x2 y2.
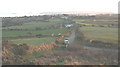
68 29 76 45
53 27 118 64
67 27 118 51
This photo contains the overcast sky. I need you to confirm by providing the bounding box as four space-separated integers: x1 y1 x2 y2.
0 0 119 17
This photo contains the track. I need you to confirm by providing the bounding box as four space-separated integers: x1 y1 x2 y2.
53 26 118 65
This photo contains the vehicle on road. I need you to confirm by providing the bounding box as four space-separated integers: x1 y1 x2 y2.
64 39 70 48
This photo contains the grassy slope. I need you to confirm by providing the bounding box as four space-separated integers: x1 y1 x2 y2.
80 27 118 44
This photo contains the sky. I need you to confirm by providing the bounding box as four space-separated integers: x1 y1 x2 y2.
0 0 119 17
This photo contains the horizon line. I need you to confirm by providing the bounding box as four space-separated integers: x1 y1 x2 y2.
0 11 118 17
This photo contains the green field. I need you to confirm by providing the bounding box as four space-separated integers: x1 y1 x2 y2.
11 37 55 46
80 27 118 44
3 21 62 30
2 18 68 46
3 28 68 37
76 22 93 26
74 18 118 25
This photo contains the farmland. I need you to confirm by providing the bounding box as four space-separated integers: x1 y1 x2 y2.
80 27 118 44
3 21 62 30
2 14 118 65
3 28 68 37
2 17 69 46
11 37 55 46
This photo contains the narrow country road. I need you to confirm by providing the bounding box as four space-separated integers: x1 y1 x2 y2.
68 29 76 45
67 27 118 51
53 27 118 65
